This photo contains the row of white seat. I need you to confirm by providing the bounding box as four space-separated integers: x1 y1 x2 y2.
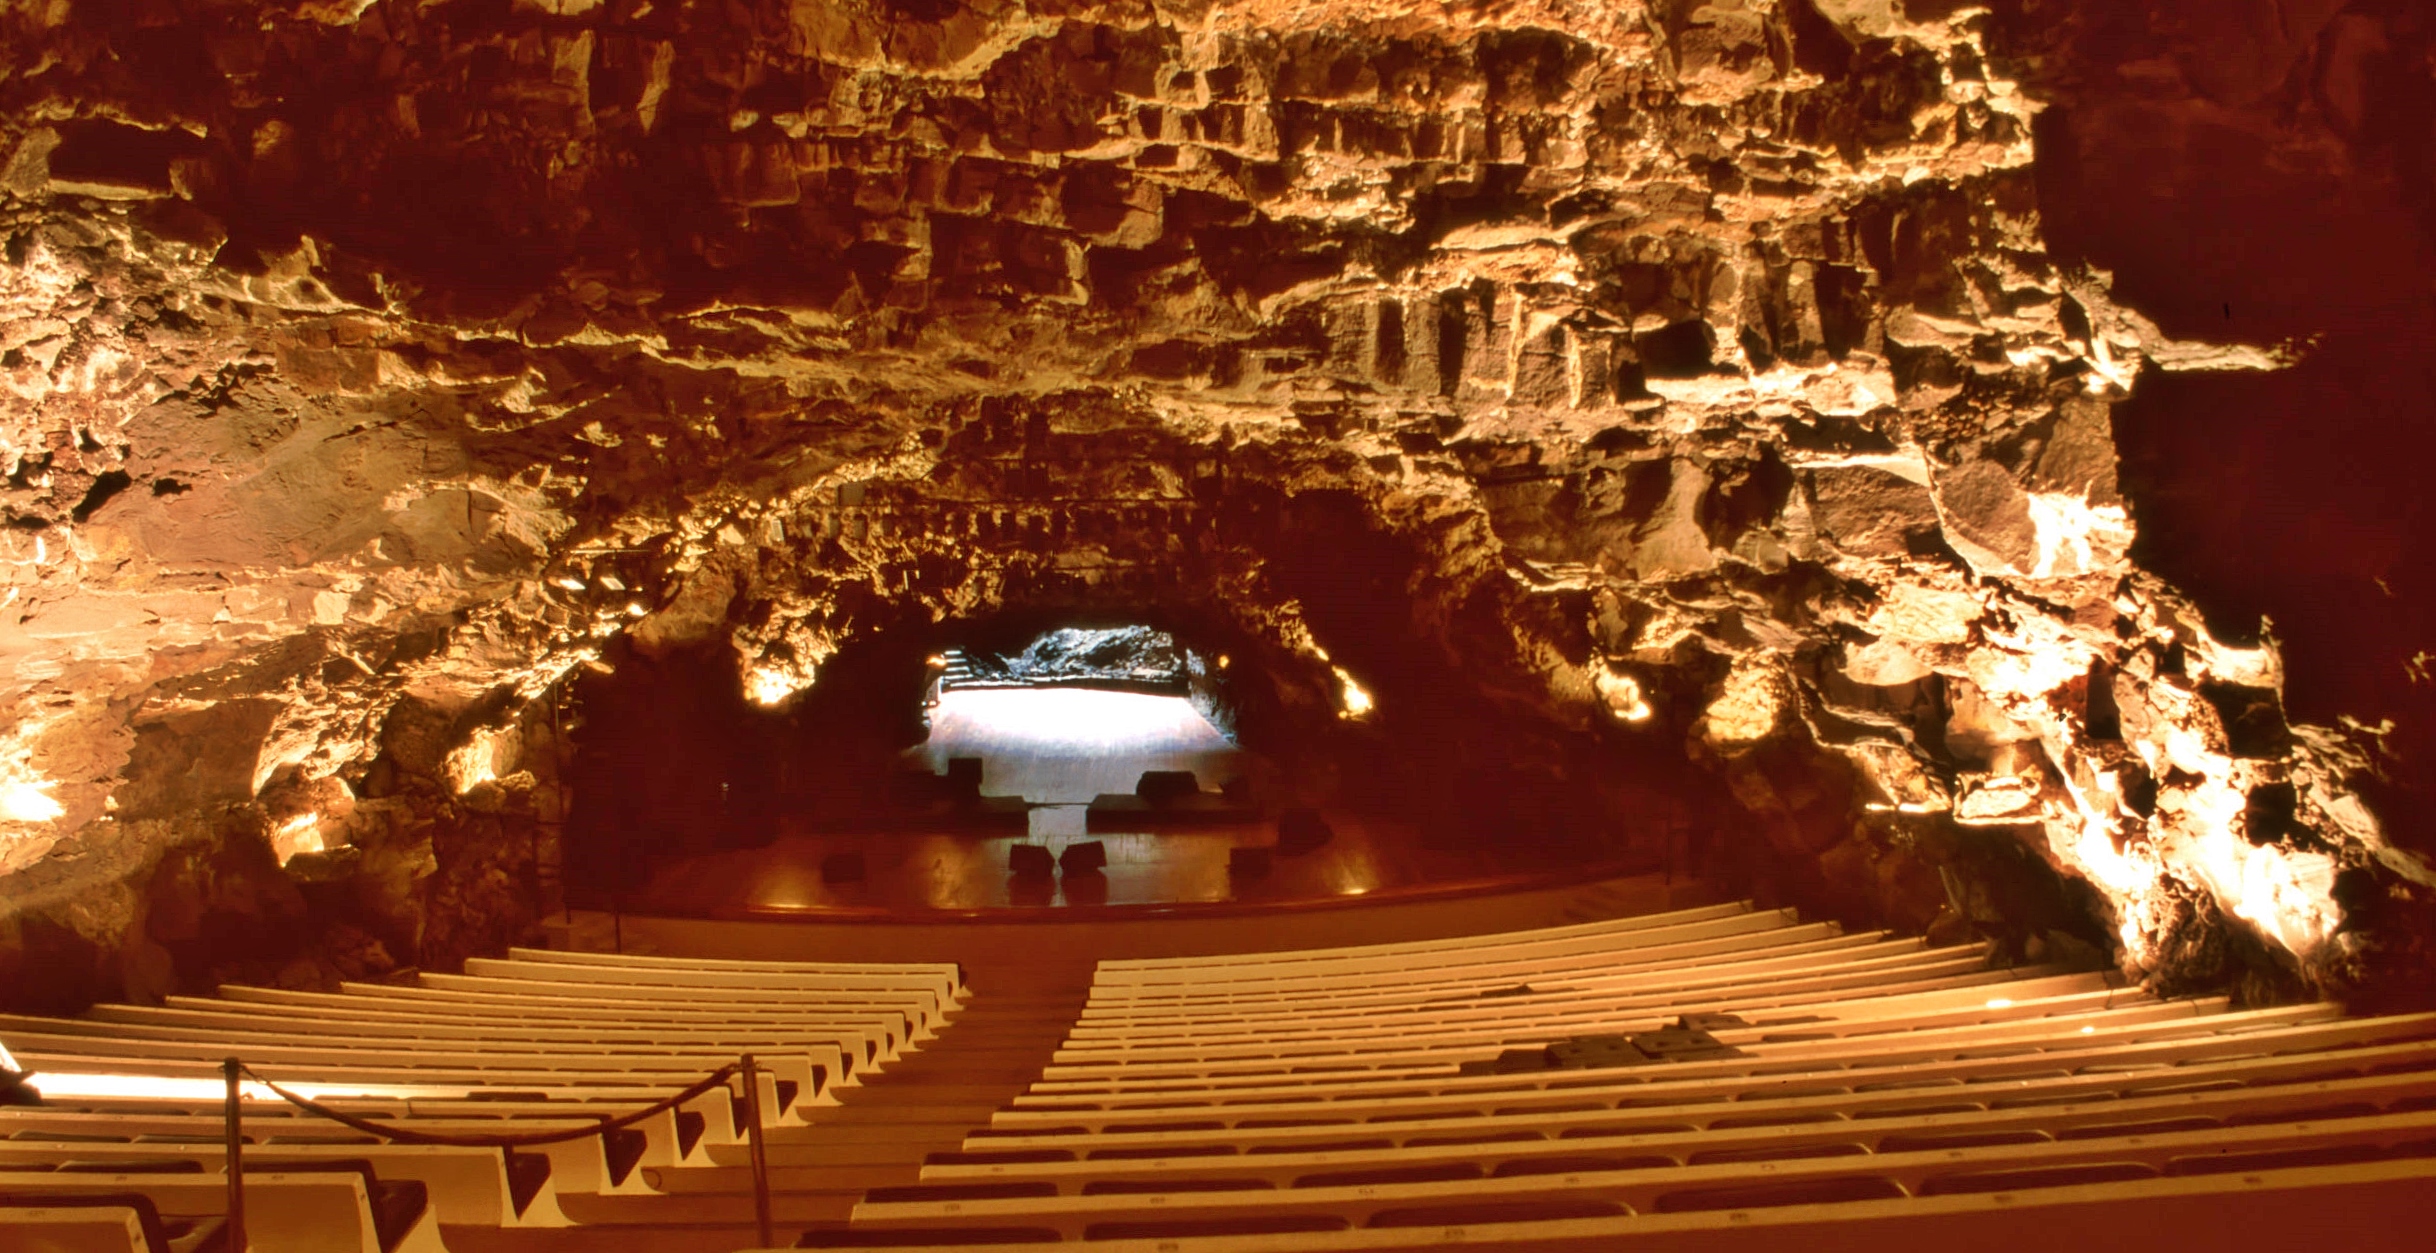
1 948 962 1253
779 904 2436 1250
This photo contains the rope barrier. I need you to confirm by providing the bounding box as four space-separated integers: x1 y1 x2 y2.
234 1061 741 1149
222 1052 776 1239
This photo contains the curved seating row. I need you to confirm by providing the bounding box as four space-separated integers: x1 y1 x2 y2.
779 900 2436 1251
0 951 962 1253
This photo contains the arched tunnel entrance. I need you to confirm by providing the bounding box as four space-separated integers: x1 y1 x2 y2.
559 596 1685 916
547 476 1773 920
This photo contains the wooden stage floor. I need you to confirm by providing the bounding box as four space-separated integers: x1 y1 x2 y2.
618 811 1595 916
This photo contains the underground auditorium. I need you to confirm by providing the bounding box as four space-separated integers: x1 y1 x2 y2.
2 2 2434 1251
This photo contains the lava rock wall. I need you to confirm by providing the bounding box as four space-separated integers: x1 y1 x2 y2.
1 0 2429 1010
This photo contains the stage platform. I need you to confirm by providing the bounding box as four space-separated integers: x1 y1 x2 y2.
542 869 1715 993
909 687 1246 804
597 805 1660 917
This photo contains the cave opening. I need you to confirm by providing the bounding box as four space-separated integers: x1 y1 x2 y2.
912 624 1249 812
555 571 1686 919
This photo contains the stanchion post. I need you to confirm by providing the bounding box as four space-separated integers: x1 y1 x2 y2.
739 1056 774 1247
222 1057 246 1252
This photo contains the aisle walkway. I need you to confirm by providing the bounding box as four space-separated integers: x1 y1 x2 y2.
443 965 1097 1253
460 874 1704 1250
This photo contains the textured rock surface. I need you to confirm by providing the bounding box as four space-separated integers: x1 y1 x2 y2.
1 1 2429 1008
966 626 1191 686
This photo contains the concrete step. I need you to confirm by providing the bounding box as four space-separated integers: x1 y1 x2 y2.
644 1163 916 1193
707 1142 947 1169
438 1222 764 1253
797 1106 1002 1128
838 1080 1037 1099
747 1141 964 1169
560 1189 864 1226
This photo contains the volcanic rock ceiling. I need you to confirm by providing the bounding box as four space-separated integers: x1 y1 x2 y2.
1 1 2432 1008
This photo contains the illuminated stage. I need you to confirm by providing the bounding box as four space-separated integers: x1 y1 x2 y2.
907 687 1246 805
598 682 1644 921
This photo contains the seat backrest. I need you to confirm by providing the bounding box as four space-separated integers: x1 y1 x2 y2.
245 1159 425 1253
0 1190 170 1253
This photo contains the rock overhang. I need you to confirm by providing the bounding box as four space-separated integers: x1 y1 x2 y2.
0 0 2427 1008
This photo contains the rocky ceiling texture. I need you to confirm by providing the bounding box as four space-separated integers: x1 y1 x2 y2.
2 0 2432 1011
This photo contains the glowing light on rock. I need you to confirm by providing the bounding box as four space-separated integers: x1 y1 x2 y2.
2025 492 2134 580
1700 660 1783 748
0 777 63 823
443 727 512 794
272 812 324 865
0 717 66 832
1985 998 2014 1010
0 1039 18 1072
1593 665 1653 723
1333 667 1374 720
748 665 814 707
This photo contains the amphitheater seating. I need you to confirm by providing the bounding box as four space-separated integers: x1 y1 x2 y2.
0 1163 436 1253
0 1197 202 1253
0 951 964 1248
13 900 2435 1251
783 899 2436 1251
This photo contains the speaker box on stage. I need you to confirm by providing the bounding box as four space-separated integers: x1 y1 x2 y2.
1059 840 1107 874
1277 808 1333 856
1008 843 1055 878
945 757 985 802
1062 870 1109 907
1228 846 1273 880
1135 770 1199 807
820 852 866 885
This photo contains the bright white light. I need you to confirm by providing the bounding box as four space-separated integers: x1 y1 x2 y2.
26 1071 464 1103
913 688 1239 804
551 576 587 592
1984 998 2015 1010
1333 667 1374 720
2080 1025 2096 1035
0 778 64 823
0 1039 19 1072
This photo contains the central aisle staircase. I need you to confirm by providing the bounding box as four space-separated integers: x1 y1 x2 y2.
453 983 1095 1253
